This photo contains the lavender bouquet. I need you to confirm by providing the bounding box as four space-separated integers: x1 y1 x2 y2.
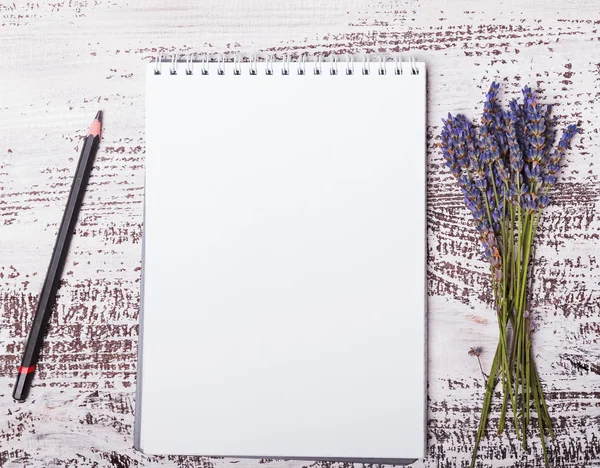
440 82 579 467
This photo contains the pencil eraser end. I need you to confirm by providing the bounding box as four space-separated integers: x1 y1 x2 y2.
13 367 35 402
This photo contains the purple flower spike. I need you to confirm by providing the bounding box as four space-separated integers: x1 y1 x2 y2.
440 113 476 179
541 124 579 195
496 159 510 184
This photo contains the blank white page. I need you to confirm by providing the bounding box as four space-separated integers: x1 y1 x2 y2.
137 58 426 462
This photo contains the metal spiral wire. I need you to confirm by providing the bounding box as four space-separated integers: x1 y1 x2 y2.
153 53 420 76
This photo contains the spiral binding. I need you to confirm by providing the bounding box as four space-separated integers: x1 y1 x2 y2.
153 53 420 76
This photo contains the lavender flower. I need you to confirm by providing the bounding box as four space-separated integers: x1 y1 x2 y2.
482 82 504 142
496 159 510 185
505 109 524 174
541 124 579 194
458 173 491 233
521 193 538 212
440 113 473 177
441 114 495 234
522 88 546 195
509 98 526 152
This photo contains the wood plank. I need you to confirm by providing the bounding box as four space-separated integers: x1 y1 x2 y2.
1 0 599 466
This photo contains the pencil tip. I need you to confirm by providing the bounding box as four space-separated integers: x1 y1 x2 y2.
89 111 103 137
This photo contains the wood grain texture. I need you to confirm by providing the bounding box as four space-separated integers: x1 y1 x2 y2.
1 0 599 466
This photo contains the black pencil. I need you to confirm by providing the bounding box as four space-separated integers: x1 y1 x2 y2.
13 111 103 402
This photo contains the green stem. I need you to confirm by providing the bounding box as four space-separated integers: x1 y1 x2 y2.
498 303 508 434
497 275 520 437
524 207 554 440
470 343 502 468
483 193 494 231
499 203 521 438
531 368 550 467
523 309 531 434
497 312 520 439
499 384 509 435
516 177 523 308
517 214 532 313
498 251 509 436
509 309 521 441
514 213 532 449
531 349 554 437
515 206 523 445
522 209 553 464
509 204 516 304
487 162 502 219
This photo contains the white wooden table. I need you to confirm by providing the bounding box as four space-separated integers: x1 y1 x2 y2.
1 1 599 467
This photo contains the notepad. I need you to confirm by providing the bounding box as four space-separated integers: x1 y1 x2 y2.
135 55 427 463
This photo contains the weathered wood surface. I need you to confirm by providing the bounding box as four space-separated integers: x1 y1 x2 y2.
1 1 599 467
